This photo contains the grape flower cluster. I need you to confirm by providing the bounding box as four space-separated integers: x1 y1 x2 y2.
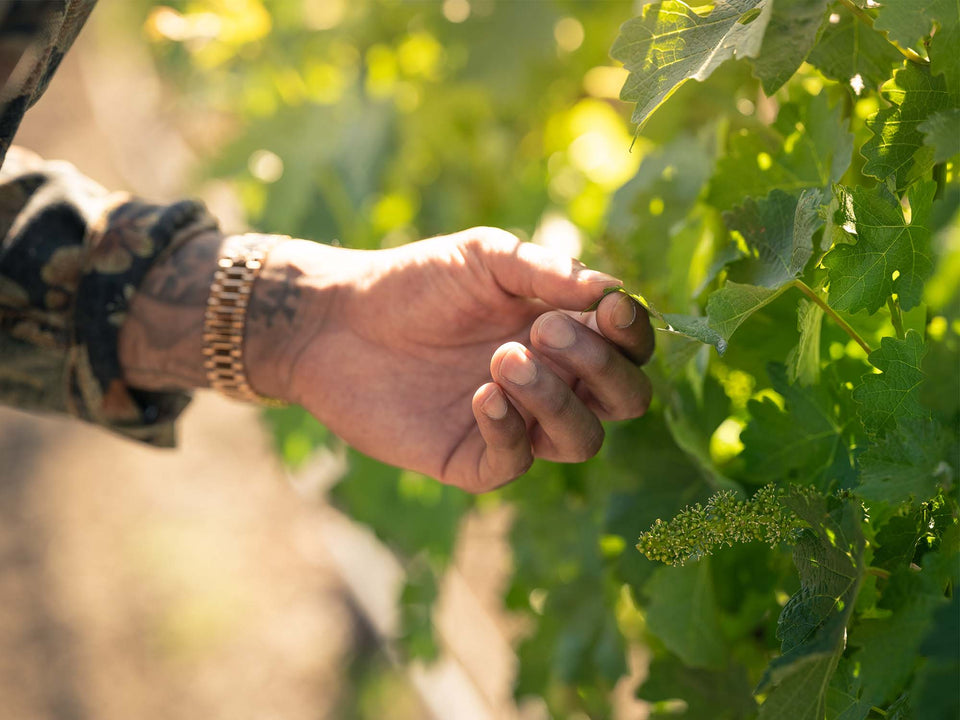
636 485 810 566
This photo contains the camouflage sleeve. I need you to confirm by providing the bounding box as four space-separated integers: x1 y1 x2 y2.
0 148 218 446
0 0 217 446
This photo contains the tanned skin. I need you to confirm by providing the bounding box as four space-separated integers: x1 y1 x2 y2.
119 227 655 493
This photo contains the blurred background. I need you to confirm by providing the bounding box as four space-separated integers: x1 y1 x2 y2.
0 1 660 718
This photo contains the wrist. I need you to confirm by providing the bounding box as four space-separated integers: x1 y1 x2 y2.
242 238 336 402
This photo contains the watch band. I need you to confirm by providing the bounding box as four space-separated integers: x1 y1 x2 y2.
202 234 287 407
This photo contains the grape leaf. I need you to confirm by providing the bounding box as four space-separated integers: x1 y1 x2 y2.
823 181 936 314
661 313 729 354
847 576 944 709
873 510 924 568
787 298 824 386
757 500 864 719
806 6 903 91
611 0 771 127
644 560 727 669
706 282 783 342
661 189 822 352
853 330 928 435
861 63 956 191
874 0 960 91
857 418 951 505
724 188 820 288
639 655 757 720
910 593 960 720
740 364 856 489
919 108 960 163
750 0 831 94
708 92 853 209
825 658 870 720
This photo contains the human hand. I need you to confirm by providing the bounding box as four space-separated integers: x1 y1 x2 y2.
120 227 654 492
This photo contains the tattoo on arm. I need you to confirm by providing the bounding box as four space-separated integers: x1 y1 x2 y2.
248 265 303 329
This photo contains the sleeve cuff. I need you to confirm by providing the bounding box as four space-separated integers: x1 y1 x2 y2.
68 196 219 446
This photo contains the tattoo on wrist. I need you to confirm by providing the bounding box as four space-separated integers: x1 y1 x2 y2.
248 265 303 329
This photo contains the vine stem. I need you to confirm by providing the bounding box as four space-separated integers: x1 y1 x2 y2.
866 566 892 580
887 296 905 340
836 0 928 65
791 280 873 355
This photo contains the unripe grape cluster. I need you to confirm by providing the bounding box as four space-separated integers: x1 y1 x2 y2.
636 485 808 566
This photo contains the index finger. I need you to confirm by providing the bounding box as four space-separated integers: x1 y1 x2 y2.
459 227 622 310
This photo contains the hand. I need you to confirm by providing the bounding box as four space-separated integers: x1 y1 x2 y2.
120 227 654 492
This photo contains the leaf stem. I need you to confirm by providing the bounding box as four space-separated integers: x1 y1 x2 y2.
866 566 892 580
791 280 873 355
887 296 905 340
836 0 928 65
933 162 947 200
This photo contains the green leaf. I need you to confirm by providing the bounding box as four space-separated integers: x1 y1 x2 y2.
787 298 824 386
759 652 840 720
644 560 727 669
664 376 740 491
857 418 951 505
757 500 864 719
611 0 771 127
847 578 944 709
919 108 960 162
861 63 957 191
806 5 903 91
853 330 928 435
751 0 831 94
706 281 783 341
823 181 937 314
874 0 960 90
910 593 960 720
639 655 757 719
873 510 924 567
740 364 856 488
661 313 730 354
825 658 870 720
708 92 853 209
724 188 820 288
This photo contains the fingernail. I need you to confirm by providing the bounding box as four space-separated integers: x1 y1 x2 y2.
481 387 508 419
612 294 637 329
538 313 576 349
579 270 620 285
501 347 537 385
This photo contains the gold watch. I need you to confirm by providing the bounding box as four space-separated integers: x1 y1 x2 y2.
202 234 287 407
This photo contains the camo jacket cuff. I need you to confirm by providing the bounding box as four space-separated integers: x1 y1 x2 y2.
0 147 219 446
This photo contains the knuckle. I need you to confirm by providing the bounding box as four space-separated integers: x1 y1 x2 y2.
585 344 618 377
466 226 520 254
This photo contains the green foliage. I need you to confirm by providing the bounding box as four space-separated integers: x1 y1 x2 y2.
611 0 770 127
823 181 936 313
861 65 956 191
853 331 928 435
150 0 960 717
